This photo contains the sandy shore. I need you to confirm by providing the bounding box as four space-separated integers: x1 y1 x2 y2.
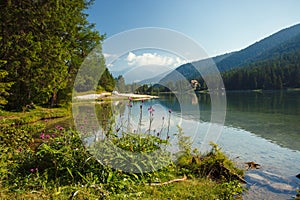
74 92 158 101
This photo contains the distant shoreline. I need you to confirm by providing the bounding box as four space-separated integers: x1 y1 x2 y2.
74 92 159 101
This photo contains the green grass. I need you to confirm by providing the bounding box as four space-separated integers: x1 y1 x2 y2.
110 178 243 200
0 106 70 127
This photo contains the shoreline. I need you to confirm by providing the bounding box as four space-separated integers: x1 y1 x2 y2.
74 92 159 101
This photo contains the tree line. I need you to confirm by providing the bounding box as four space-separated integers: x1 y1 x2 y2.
220 51 300 90
0 0 115 110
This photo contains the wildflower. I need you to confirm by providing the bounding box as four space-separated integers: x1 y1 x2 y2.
44 119 48 122
55 125 63 131
30 168 35 173
141 99 144 103
128 97 133 101
127 103 132 107
80 126 84 129
46 134 50 139
52 134 55 138
18 147 22 152
40 133 45 139
148 106 155 113
168 109 172 113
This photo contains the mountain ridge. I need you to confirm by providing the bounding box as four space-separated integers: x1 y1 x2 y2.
160 23 300 83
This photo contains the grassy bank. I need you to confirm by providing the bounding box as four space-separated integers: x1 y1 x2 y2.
0 107 245 199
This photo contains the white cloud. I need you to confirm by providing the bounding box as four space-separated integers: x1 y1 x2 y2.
126 52 187 68
103 53 117 59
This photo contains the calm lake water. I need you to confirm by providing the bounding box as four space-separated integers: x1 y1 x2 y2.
159 91 300 199
71 90 300 199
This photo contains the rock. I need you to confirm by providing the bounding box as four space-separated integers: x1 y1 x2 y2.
245 161 261 170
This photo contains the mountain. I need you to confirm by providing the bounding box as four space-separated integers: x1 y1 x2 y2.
161 23 300 83
138 70 172 85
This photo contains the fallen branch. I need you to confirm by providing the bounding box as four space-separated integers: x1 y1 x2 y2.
221 165 247 184
149 175 187 186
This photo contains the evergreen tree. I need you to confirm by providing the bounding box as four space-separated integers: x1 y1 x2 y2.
0 0 104 109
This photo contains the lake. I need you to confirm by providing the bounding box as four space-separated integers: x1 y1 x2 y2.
72 90 300 199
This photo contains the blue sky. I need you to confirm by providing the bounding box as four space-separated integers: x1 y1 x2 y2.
86 0 300 82
87 0 300 57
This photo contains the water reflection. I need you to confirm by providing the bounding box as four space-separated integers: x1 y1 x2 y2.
158 91 300 151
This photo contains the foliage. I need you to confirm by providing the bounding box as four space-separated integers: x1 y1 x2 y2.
0 59 13 106
0 0 109 110
220 51 300 90
0 102 245 199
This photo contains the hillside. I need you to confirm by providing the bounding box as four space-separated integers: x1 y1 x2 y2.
160 23 300 83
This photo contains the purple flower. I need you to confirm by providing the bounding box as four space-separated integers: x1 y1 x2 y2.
55 125 64 131
148 106 155 113
40 133 45 139
128 97 133 101
44 119 48 122
52 134 55 138
30 168 35 173
46 134 50 139
168 109 172 113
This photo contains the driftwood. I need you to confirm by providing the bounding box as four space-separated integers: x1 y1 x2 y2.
220 164 247 184
149 175 187 186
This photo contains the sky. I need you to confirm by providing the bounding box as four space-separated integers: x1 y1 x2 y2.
86 0 300 82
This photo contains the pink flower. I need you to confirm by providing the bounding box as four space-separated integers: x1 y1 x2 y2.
168 109 172 113
52 134 55 138
30 168 35 173
40 133 45 139
46 134 50 139
148 106 155 113
55 125 63 131
128 97 133 101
